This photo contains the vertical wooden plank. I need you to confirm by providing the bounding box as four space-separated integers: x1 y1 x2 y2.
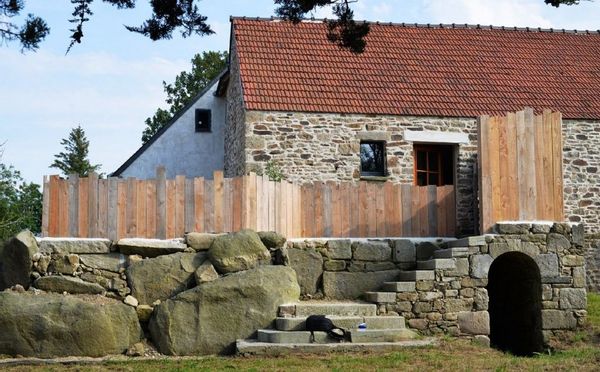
204 180 214 233
366 182 377 237
97 179 108 239
385 182 400 237
542 110 555 220
314 182 325 237
117 180 127 240
156 167 167 239
222 177 232 233
506 112 519 220
255 174 263 232
193 178 205 232
411 185 421 237
293 183 302 238
339 182 350 237
269 178 276 232
419 186 429 237
78 177 89 238
213 171 224 233
375 183 386 237
285 181 292 238
185 178 195 233
146 182 157 238
137 180 147 238
358 182 368 237
41 176 50 237
551 111 564 220
301 184 312 237
58 178 69 237
523 107 537 220
126 177 137 238
48 176 60 236
401 184 412 237
166 179 176 238
331 182 341 237
488 116 501 224
323 181 333 237
517 109 529 220
446 186 456 237
87 172 98 237
349 183 359 237
248 174 257 231
427 185 437 236
534 113 545 219
279 181 287 236
174 175 186 237
437 186 448 236
497 116 510 222
478 115 493 233
67 175 78 237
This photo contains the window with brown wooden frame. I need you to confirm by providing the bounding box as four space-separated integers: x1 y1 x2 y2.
413 144 454 186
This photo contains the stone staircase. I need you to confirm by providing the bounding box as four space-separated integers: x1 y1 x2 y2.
236 301 434 355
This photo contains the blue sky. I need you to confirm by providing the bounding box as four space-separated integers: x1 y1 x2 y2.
1 0 599 184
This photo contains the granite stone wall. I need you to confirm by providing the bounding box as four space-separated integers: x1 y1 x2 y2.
223 39 246 178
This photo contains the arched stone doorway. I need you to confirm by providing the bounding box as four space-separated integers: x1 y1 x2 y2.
487 252 544 356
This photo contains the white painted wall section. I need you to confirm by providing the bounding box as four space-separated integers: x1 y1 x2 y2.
404 130 469 144
117 81 225 179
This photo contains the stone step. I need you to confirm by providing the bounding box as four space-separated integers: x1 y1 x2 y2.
398 270 435 281
236 338 437 356
350 328 419 343
275 316 406 331
381 281 416 292
416 258 456 270
364 292 396 303
434 247 470 258
447 236 487 248
257 328 416 344
289 302 377 317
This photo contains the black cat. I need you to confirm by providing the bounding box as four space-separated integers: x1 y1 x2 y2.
305 315 349 343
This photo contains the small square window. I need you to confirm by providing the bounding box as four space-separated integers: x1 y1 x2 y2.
360 141 386 176
413 144 454 186
195 109 211 132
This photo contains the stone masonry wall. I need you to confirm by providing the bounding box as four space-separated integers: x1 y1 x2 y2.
287 222 587 344
562 119 600 291
242 111 479 236
223 39 246 178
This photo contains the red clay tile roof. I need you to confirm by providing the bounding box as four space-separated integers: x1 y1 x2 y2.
232 18 600 120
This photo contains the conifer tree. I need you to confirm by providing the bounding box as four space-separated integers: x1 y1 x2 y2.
50 125 101 177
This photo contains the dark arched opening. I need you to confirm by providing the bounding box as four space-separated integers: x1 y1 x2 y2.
487 252 544 356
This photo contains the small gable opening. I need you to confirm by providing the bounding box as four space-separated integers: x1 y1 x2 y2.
195 109 212 132
488 252 544 356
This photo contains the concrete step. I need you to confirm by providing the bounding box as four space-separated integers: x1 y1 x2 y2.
236 338 437 356
350 328 419 343
257 328 416 344
434 247 470 258
398 270 435 281
364 292 396 303
290 302 377 317
381 281 416 292
275 315 407 332
417 258 456 270
275 315 406 331
447 236 487 248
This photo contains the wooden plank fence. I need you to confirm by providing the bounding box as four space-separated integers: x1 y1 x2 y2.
42 167 456 239
478 108 564 233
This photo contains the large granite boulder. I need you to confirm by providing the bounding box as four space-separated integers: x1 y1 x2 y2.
0 230 38 290
38 238 111 254
323 270 400 299
117 238 187 258
127 252 207 305
185 233 224 251
257 231 286 249
287 247 323 295
0 291 141 357
34 275 105 295
208 229 271 274
149 265 300 355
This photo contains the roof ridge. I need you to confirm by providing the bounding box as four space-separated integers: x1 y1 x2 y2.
229 16 600 35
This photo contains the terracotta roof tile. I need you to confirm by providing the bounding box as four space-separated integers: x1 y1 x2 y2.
232 18 600 119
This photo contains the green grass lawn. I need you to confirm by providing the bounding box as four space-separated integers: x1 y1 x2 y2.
4 293 600 372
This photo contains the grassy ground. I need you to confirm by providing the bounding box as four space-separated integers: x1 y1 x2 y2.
3 293 600 372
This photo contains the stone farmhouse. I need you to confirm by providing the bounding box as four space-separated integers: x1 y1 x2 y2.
112 18 600 284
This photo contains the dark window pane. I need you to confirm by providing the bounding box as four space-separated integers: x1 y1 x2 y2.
442 149 454 185
360 142 385 175
429 173 439 185
417 151 426 170
428 152 439 171
417 172 427 186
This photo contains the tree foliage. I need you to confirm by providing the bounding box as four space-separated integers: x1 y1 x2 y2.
1 1 585 54
0 144 42 241
141 50 227 143
50 125 101 177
